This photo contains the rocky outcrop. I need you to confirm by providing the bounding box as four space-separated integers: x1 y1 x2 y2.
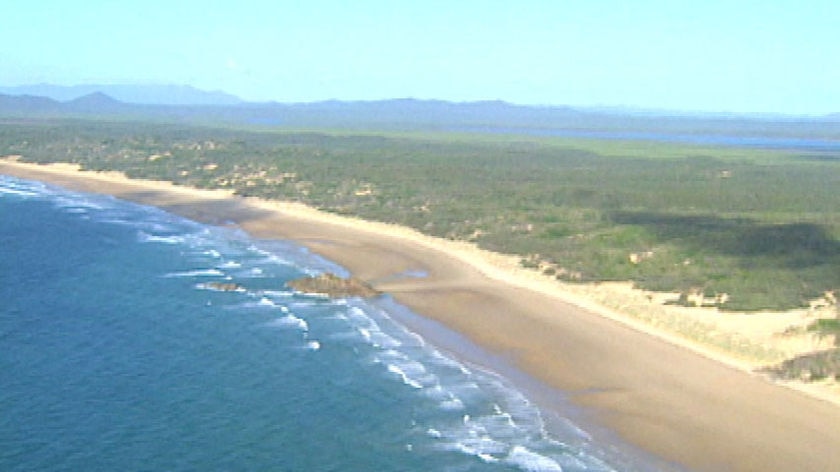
201 281 245 292
288 272 380 298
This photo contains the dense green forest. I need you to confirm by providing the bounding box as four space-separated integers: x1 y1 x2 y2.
2 118 839 313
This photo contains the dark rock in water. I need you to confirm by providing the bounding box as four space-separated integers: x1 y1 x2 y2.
204 281 244 292
288 272 380 298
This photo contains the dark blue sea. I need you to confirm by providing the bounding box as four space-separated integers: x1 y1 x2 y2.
0 176 673 471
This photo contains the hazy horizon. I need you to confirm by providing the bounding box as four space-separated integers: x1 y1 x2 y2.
3 1 839 115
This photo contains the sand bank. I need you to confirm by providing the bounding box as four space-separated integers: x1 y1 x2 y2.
3 159 840 471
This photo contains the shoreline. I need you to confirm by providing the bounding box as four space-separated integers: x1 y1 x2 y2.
4 159 840 471
370 294 682 471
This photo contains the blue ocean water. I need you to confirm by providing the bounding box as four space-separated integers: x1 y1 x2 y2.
0 176 667 471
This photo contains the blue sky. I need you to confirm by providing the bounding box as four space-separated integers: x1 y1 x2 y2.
2 0 838 114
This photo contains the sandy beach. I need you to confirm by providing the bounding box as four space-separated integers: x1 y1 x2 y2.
4 159 840 472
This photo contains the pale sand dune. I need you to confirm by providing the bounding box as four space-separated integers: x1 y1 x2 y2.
4 159 840 471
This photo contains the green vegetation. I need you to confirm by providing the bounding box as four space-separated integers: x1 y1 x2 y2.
2 118 839 314
761 349 840 381
810 318 840 346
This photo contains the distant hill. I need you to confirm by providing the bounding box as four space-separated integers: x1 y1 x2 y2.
65 92 128 113
0 93 61 114
0 84 242 106
0 90 837 145
0 92 131 116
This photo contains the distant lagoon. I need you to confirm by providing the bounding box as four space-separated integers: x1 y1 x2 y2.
455 126 840 153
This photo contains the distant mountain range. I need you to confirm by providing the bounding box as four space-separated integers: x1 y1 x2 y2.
0 84 242 106
1 86 838 144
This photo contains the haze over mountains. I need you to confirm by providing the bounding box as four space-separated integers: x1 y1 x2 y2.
2 83 837 118
0 84 242 106
1 84 838 146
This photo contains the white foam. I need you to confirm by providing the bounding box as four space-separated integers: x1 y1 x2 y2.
422 384 448 400
137 221 180 233
432 417 565 471
0 186 39 197
305 340 321 350
449 436 506 464
387 364 424 389
505 446 564 472
63 207 88 214
430 350 472 375
362 329 443 391
204 249 222 258
264 314 309 332
484 382 545 434
294 291 331 300
97 218 137 227
472 450 500 463
347 306 368 320
328 312 348 321
218 261 242 269
0 178 53 199
164 269 225 278
251 250 297 269
257 297 277 307
375 333 402 348
139 231 186 245
288 300 318 309
377 332 400 349
446 381 483 403
480 411 519 434
405 331 427 347
345 309 402 348
439 396 465 411
393 358 428 379
53 197 108 211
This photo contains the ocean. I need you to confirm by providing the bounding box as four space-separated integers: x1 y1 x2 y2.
0 175 672 471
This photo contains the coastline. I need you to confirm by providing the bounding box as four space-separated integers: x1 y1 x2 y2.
4 159 840 471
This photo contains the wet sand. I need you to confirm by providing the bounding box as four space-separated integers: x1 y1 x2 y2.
4 160 840 471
